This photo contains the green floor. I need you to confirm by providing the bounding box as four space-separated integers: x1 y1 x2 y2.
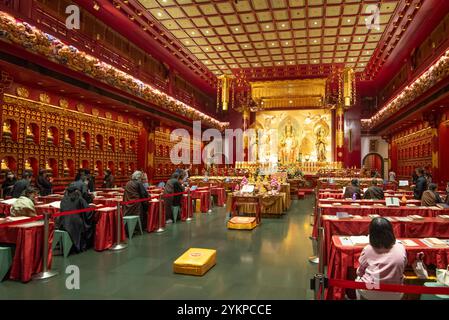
0 197 317 299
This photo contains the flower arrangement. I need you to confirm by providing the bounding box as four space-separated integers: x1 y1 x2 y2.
240 176 248 186
0 11 228 130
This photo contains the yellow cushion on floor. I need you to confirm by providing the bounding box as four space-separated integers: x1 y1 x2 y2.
227 216 257 230
195 199 201 213
173 248 216 276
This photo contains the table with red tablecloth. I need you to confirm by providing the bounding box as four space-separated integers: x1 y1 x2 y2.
147 199 166 232
191 190 211 213
0 202 11 216
37 195 64 204
93 197 122 207
321 216 449 267
0 220 53 282
211 187 226 207
313 204 443 238
94 207 126 251
326 236 449 300
319 199 422 206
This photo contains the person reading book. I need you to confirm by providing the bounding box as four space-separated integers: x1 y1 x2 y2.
363 179 385 200
343 179 361 200
356 217 407 300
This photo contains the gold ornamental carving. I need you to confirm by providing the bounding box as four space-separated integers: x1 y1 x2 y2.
92 108 99 116
76 103 85 112
105 112 112 119
39 93 50 104
59 99 69 108
16 87 29 98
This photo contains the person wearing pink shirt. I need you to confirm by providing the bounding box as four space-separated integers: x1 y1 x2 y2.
356 217 407 300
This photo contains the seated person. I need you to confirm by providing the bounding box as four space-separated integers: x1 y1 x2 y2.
10 187 38 217
1 170 16 198
71 174 94 204
11 171 32 198
123 171 149 227
356 217 407 300
343 179 362 199
421 183 443 207
56 185 93 253
363 179 385 200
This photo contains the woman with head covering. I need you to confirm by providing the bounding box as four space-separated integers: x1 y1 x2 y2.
56 185 94 253
1 170 16 198
123 171 149 227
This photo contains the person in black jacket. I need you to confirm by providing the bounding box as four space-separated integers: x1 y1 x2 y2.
11 171 33 198
85 169 95 192
71 174 94 204
363 179 385 200
36 169 53 196
413 168 427 200
56 185 94 253
1 171 16 198
103 169 114 188
343 179 362 199
164 172 185 223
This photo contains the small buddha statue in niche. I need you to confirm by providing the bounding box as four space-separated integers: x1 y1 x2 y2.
95 138 101 150
45 160 52 173
65 132 72 148
24 159 32 171
25 125 35 143
107 139 113 151
1 159 9 171
47 128 54 145
81 134 87 148
2 121 12 141
63 161 70 177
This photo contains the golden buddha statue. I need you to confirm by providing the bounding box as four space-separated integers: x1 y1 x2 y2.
1 159 9 171
81 134 87 148
25 159 32 171
25 124 35 143
47 128 54 145
45 160 52 172
95 138 101 150
2 121 12 141
64 132 72 147
63 160 70 177
107 139 113 151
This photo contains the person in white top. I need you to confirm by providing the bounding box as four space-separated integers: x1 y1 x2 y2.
389 171 396 182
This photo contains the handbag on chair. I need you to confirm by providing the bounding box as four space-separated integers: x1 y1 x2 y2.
436 266 449 286
412 252 429 279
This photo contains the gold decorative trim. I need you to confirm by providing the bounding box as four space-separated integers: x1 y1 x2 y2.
92 108 99 116
3 94 139 131
105 112 112 119
76 103 85 112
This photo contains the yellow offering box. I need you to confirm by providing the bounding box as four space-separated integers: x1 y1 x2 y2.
173 248 216 276
227 216 258 230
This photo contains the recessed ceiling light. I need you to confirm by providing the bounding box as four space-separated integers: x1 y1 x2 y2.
314 60 317 63
281 23 286 27
343 38 347 41
289 100 293 104
314 21 318 25
271 42 275 46
191 31 195 35
185 41 190 44
313 40 317 43
244 44 248 48
289 61 293 64
157 12 162 17
285 41 289 45
235 27 239 31
218 46 222 50
265 25 270 29
205 30 209 34
347 19 351 22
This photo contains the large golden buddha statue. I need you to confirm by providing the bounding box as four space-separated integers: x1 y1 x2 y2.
279 120 298 164
2 121 12 141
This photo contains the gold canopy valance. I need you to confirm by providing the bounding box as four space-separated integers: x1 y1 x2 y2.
250 79 326 109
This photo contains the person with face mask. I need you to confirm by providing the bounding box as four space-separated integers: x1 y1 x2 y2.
1 171 16 198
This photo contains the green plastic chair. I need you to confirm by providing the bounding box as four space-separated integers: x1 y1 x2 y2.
0 246 12 282
172 206 180 223
52 230 73 258
420 282 449 300
123 215 143 239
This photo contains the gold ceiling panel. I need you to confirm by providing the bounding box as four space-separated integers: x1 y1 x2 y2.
136 0 402 74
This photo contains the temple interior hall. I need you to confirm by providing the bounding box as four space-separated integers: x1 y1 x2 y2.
1 0 449 301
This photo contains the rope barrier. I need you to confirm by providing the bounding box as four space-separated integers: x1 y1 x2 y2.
328 278 449 295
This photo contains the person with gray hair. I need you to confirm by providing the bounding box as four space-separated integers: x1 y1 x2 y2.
123 170 149 228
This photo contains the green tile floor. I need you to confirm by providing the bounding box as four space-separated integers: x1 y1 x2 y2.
0 196 317 299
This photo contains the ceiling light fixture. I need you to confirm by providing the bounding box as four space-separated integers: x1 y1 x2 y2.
314 21 318 25
205 30 209 34
235 27 239 31
265 25 270 29
289 100 293 104
93 1 100 10
347 19 351 22
281 23 286 27
157 12 162 17
191 31 195 35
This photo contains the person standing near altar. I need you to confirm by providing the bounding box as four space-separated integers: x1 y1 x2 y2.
1 171 16 198
37 169 53 196
103 169 114 188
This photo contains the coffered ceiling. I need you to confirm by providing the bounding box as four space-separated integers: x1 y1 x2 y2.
136 0 399 76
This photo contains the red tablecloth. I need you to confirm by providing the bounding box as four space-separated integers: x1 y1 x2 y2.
94 207 126 251
0 202 11 216
37 195 63 204
326 236 449 300
319 199 421 206
93 197 122 207
321 216 449 267
147 200 166 232
211 187 226 207
180 195 193 221
192 190 210 213
319 193 345 199
0 221 53 282
313 204 442 238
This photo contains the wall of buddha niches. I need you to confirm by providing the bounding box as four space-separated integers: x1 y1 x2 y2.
0 85 145 188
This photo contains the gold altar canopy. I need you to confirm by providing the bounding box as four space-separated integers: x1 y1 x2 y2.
250 79 326 109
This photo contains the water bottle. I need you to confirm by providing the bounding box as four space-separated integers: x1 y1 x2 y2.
352 193 356 201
